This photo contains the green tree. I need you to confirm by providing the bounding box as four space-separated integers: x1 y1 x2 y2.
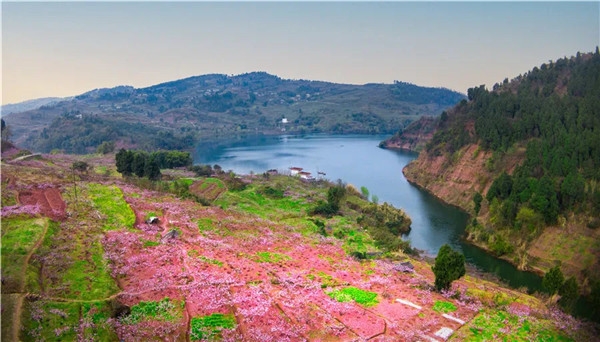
1 118 12 142
72 161 90 173
115 148 134 176
132 152 147 178
432 244 466 291
515 206 542 233
533 175 559 224
96 141 115 154
558 276 579 312
360 186 370 200
590 280 600 321
144 156 162 181
542 265 564 295
560 171 585 210
473 192 483 215
486 172 513 202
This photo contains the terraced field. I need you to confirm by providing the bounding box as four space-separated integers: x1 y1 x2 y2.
1 152 591 341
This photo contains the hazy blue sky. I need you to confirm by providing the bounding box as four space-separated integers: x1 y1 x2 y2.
2 2 599 104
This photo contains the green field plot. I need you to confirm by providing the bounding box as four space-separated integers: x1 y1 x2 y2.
190 313 236 341
87 183 135 230
1 217 48 293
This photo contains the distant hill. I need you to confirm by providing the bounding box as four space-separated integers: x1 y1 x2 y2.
399 49 600 293
4 72 464 153
1 97 71 115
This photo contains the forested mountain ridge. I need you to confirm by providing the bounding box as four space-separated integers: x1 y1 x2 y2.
3 72 464 153
401 49 600 295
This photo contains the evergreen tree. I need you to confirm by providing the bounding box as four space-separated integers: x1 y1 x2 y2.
115 148 134 176
132 152 147 178
432 244 466 291
473 192 483 215
144 156 162 181
558 276 579 312
542 265 564 295
560 171 585 210
486 172 513 202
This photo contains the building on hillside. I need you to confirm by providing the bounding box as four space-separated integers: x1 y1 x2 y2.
298 171 314 181
289 167 303 176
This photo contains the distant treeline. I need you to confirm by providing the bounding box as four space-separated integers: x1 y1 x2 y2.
30 114 195 154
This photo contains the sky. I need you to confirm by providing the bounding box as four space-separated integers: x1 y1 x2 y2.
2 2 599 105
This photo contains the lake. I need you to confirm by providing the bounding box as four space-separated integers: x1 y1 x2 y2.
194 134 543 291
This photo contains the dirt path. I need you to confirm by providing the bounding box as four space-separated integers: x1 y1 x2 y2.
10 293 26 342
9 153 42 162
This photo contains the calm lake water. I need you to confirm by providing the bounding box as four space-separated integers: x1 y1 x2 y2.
194 134 544 291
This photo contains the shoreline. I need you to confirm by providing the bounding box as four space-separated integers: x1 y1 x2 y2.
401 162 546 281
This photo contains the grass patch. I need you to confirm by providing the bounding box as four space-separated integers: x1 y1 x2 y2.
1 217 47 292
1 182 17 206
255 251 291 263
120 297 183 325
459 310 573 342
60 240 120 300
197 217 214 231
215 184 307 220
199 256 223 267
21 301 80 341
327 286 378 307
188 250 224 267
190 313 236 340
201 177 225 190
432 300 457 313
316 271 344 288
1 294 18 340
142 239 160 247
80 301 117 340
145 211 162 221
21 300 116 341
87 183 135 230
179 178 195 187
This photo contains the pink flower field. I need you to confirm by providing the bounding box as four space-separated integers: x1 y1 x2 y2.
98 184 482 341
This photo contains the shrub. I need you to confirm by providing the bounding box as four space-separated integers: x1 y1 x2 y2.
72 161 90 173
587 217 600 229
310 200 337 217
489 234 514 256
260 186 284 199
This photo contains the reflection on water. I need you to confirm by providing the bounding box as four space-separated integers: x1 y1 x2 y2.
195 134 543 292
